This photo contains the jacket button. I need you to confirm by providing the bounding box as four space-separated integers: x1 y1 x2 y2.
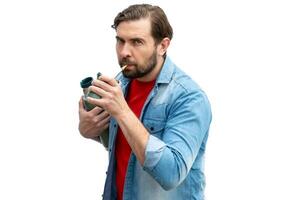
150 127 154 131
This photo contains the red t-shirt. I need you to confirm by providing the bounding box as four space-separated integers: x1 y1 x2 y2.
115 79 156 200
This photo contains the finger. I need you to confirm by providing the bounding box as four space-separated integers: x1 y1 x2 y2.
93 79 114 93
87 96 105 108
99 75 118 87
97 110 110 121
90 105 104 115
98 123 109 132
102 115 111 125
89 85 109 98
97 115 111 128
79 96 85 112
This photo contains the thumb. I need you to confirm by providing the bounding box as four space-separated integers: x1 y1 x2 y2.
79 96 85 112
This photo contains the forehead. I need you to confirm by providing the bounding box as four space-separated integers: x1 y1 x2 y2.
116 18 152 39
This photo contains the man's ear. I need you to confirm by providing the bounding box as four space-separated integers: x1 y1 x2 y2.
158 37 171 56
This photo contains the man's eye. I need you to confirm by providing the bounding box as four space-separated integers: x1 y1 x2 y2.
133 40 143 45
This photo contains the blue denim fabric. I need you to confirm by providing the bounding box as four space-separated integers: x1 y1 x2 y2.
103 57 212 200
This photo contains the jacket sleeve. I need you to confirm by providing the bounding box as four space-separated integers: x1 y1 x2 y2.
142 89 212 190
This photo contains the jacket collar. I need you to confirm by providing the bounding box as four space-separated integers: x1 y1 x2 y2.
156 56 175 84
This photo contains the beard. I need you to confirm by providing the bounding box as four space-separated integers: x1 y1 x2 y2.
118 50 157 79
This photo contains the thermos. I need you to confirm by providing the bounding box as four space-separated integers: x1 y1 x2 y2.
80 73 109 149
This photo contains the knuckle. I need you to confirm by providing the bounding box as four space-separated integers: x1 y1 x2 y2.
106 76 113 82
85 111 92 118
90 86 97 93
103 112 110 118
95 122 101 128
111 88 118 95
102 101 108 108
97 106 104 112
93 79 99 85
107 94 114 100
92 117 98 123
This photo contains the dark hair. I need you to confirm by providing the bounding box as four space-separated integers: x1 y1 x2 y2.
112 4 173 44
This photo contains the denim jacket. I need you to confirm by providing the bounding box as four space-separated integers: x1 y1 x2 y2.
103 57 212 200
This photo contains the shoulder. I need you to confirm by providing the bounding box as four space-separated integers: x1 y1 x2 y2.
170 65 208 102
154 61 211 115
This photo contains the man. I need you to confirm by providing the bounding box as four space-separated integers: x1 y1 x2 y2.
78 4 212 200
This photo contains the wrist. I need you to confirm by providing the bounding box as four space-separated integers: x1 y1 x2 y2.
115 107 132 122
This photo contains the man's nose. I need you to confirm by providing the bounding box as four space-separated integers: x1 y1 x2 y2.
119 43 132 58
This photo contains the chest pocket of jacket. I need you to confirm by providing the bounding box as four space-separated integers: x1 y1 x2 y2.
143 119 166 139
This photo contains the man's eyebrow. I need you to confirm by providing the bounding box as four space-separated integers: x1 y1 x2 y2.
115 36 125 41
116 36 145 43
130 37 145 42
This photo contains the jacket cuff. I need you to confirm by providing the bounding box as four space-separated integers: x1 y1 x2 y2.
143 135 166 170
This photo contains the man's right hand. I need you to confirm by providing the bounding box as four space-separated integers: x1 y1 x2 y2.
78 97 110 140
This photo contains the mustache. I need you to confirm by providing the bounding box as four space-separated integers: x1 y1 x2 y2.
120 58 136 66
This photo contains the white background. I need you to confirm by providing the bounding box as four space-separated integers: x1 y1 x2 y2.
0 0 299 199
